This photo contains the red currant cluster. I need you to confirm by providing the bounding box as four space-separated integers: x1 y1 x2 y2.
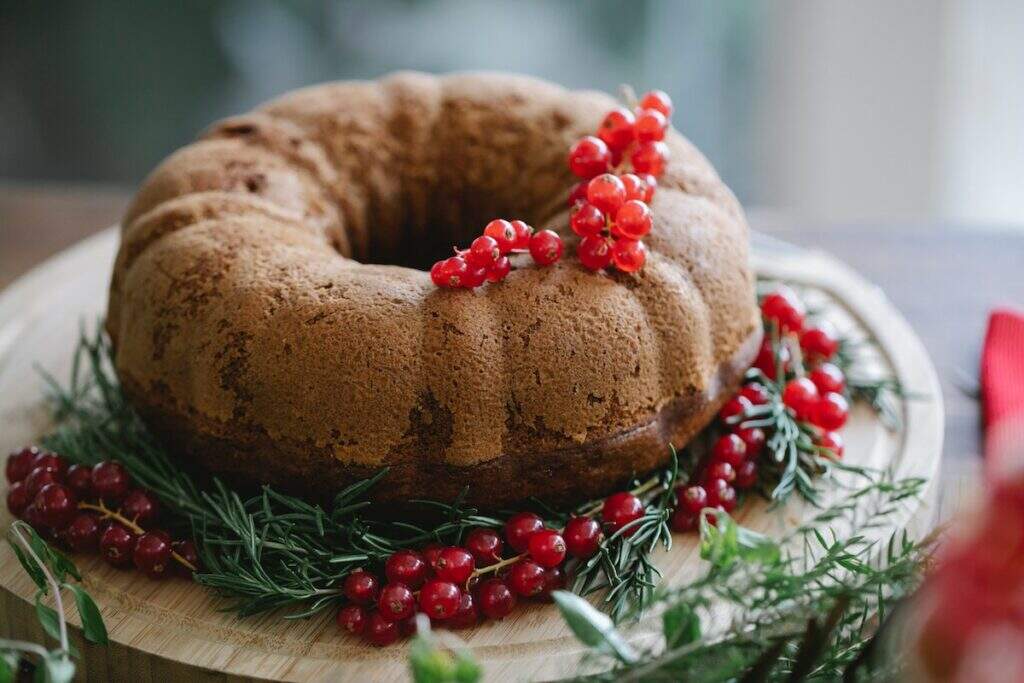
335 491 648 646
5 448 198 578
429 219 563 289
566 90 673 273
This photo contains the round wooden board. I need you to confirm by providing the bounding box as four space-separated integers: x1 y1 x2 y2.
0 228 944 682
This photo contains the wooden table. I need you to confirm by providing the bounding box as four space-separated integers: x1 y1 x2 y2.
2 183 1021 518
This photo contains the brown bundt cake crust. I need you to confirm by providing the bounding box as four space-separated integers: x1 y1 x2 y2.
106 71 761 507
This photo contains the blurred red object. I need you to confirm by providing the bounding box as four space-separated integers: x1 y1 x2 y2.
981 308 1024 477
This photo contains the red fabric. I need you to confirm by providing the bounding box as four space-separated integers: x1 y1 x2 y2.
981 308 1024 472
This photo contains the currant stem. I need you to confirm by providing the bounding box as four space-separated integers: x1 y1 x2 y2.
79 501 198 572
470 552 526 581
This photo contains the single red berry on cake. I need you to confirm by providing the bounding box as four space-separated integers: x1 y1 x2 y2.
445 592 479 629
680 485 708 515
464 528 504 564
527 529 566 568
611 239 647 273
586 173 627 214
570 202 606 237
782 378 820 421
134 531 173 578
712 433 747 467
508 559 546 597
91 460 131 503
6 481 31 517
477 578 516 619
639 89 674 118
511 220 534 250
734 427 766 459
6 446 39 483
597 107 636 150
466 235 500 268
419 579 462 619
529 230 563 266
809 363 846 395
99 523 135 567
718 395 752 423
64 464 93 498
814 392 850 431
612 200 653 240
486 256 511 283
735 460 758 489
800 322 840 362
634 108 668 143
33 483 77 530
378 582 416 622
483 219 517 254
577 235 613 271
567 136 611 179
337 604 366 635
431 547 475 584
562 516 602 559
364 611 399 646
706 462 736 485
620 173 649 202
631 141 669 176
63 512 101 553
343 569 380 605
602 492 644 534
385 550 428 589
504 512 544 552
461 265 488 289
817 430 845 458
760 287 806 333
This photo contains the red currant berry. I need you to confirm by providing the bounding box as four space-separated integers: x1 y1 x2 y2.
477 578 516 619
597 107 636 150
336 604 366 635
539 566 566 600
91 461 130 503
64 464 93 498
33 483 77 530
378 582 416 622
680 485 708 515
24 466 61 498
133 531 172 578
364 611 399 646
419 579 462 619
761 287 806 333
800 322 839 362
171 539 200 577
511 220 534 250
343 569 380 605
529 229 563 266
631 141 669 176
421 543 444 569
734 427 766 459
612 200 652 240
602 492 644 534
753 338 791 381
817 430 845 458
570 202 606 237
740 382 771 405
431 547 475 584
735 460 758 489
562 516 602 559
809 363 846 395
639 173 657 201
507 559 546 597
504 512 544 553
483 219 517 254
121 488 160 525
706 478 737 512
6 446 39 483
669 508 697 533
461 265 487 289
63 512 101 553
706 462 736 485
464 528 503 564
486 256 511 283
568 136 611 179
30 452 68 477
99 523 135 567
466 235 500 268
718 395 752 424
527 529 566 568
634 108 667 142
783 378 819 421
398 614 420 638
568 181 588 207
586 174 627 214
712 434 747 467
610 238 647 273
814 392 850 431
639 90 674 118
619 173 649 202
6 480 31 517
577 235 613 271
385 550 428 589
444 592 479 629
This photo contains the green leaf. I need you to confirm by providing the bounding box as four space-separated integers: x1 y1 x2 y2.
0 654 15 683
34 592 62 644
452 653 481 683
662 602 701 649
551 591 637 664
700 511 780 569
37 651 74 683
10 541 47 592
63 584 108 645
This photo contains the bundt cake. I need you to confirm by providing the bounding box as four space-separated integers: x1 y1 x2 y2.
106 71 762 507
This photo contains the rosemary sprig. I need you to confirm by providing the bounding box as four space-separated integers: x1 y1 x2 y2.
833 338 912 431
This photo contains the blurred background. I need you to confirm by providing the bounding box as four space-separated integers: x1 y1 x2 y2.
2 0 1023 227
